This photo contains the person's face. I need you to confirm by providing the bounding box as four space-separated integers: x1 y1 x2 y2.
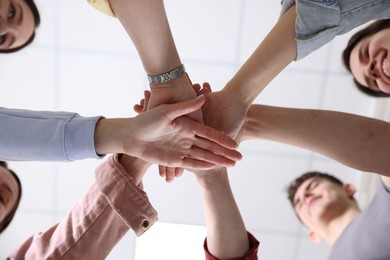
350 28 390 94
0 0 35 50
293 177 354 231
0 166 19 223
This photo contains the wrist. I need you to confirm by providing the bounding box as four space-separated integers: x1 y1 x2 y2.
240 105 257 141
147 64 186 85
243 105 271 140
196 167 228 189
148 73 198 110
148 70 193 90
94 118 124 155
118 154 151 185
223 80 255 110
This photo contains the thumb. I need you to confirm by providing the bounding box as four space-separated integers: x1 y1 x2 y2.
163 95 205 121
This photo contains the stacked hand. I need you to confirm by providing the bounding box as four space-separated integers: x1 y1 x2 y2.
134 81 248 182
147 74 205 179
192 82 248 140
131 92 242 181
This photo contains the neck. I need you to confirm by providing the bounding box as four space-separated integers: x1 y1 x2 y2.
321 206 361 245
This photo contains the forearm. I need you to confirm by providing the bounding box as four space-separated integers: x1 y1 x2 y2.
197 169 249 259
108 0 181 74
224 4 296 107
0 107 102 161
243 104 390 176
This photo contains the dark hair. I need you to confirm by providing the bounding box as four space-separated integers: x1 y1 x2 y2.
0 161 22 234
0 0 41 54
342 19 390 98
286 171 343 208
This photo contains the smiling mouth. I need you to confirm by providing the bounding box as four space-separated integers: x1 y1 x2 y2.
380 51 390 79
383 58 390 78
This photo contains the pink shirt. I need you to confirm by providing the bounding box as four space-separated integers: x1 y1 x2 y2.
7 155 158 259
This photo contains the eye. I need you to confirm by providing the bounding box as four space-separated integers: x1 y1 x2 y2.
308 181 317 190
8 4 16 19
364 46 370 60
0 188 11 207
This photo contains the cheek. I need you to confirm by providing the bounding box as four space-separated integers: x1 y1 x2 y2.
370 32 390 51
349 51 365 85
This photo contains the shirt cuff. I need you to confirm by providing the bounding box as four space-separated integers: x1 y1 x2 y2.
65 115 105 161
203 232 260 260
95 155 158 236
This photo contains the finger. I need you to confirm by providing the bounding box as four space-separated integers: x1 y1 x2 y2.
192 83 201 93
165 167 176 183
161 95 206 121
159 165 167 178
191 120 238 149
202 82 212 92
199 82 211 96
144 90 151 98
188 146 237 167
194 137 242 161
133 104 143 113
143 90 151 112
197 88 211 96
175 167 184 178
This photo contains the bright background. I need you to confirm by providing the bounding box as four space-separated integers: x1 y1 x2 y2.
0 0 386 259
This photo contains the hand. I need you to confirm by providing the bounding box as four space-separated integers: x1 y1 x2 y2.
148 73 203 123
147 74 206 181
194 82 248 140
130 95 242 169
135 90 185 182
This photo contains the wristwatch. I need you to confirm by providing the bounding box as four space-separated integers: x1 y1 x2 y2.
147 64 186 84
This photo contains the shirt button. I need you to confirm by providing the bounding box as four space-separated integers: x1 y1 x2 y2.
142 220 149 228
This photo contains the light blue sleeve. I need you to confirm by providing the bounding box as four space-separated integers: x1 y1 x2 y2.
280 0 390 60
0 107 104 161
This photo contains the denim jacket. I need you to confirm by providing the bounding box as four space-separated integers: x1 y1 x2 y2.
281 0 390 60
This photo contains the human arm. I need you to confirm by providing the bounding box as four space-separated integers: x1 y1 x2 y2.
91 0 201 121
95 95 242 169
239 104 390 186
194 168 259 259
7 155 157 259
200 5 297 138
0 97 241 168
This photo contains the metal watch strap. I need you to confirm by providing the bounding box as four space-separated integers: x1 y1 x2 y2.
147 64 186 84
